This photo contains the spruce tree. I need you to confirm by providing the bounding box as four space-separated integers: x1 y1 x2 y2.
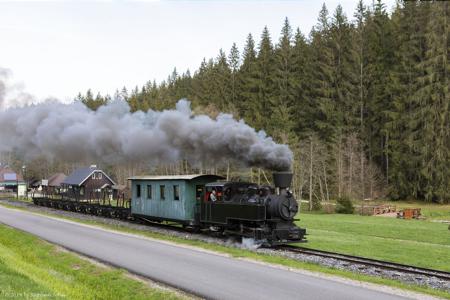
255 26 276 131
228 43 241 107
238 33 260 128
310 4 335 141
212 49 232 109
364 0 395 182
330 4 358 133
273 17 296 141
292 28 313 138
353 0 369 199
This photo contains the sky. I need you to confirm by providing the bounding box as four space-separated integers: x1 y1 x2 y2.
0 0 396 104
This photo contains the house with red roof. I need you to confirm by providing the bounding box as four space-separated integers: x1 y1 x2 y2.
0 165 26 197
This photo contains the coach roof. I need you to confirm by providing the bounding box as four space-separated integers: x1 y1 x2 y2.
128 174 224 181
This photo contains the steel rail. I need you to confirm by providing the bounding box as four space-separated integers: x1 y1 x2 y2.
278 245 450 281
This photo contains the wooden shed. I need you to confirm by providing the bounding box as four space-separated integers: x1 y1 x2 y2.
129 174 223 224
43 173 67 194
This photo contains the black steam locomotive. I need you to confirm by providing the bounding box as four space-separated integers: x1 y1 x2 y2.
199 172 306 245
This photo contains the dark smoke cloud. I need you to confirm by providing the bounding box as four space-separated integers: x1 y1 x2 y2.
0 99 292 171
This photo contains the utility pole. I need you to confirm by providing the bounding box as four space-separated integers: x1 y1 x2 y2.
22 165 27 200
309 137 313 211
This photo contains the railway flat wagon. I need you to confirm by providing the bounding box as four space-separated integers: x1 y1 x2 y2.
129 174 224 225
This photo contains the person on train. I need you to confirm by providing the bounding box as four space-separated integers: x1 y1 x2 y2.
209 188 217 202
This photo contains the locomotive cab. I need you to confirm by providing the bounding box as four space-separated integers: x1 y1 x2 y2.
205 182 260 203
204 182 226 202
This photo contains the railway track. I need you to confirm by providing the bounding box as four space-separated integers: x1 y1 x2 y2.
278 245 450 281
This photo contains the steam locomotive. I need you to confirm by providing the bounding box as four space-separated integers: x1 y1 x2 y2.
33 171 306 246
199 172 305 245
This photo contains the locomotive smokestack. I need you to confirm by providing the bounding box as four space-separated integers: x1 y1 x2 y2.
273 172 293 190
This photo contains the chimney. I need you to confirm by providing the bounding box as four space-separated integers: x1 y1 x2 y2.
273 171 293 194
90 164 97 169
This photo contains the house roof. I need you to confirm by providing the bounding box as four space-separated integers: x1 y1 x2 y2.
128 174 225 181
30 179 42 187
0 166 24 183
47 173 67 187
112 184 127 190
62 166 116 186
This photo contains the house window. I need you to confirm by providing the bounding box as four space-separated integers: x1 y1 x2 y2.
173 185 180 201
98 173 102 179
160 185 165 200
136 184 141 198
92 173 96 179
147 185 152 199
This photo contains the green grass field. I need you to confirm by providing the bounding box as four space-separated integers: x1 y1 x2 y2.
0 225 181 300
295 204 450 272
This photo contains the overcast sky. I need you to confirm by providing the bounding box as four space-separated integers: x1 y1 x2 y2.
0 0 396 103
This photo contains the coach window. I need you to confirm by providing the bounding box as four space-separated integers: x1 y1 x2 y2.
136 184 141 198
147 185 152 199
173 185 180 201
160 185 165 200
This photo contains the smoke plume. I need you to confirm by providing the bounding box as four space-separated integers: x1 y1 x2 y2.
0 99 292 171
0 68 9 109
0 67 34 109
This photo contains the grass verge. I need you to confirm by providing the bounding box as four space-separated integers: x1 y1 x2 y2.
295 213 450 272
0 201 448 299
0 223 183 300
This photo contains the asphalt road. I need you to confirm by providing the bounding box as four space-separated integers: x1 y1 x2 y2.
0 206 411 300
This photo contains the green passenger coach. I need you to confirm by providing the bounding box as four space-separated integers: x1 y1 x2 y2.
129 174 224 225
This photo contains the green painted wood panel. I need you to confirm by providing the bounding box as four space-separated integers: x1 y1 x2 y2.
131 177 219 222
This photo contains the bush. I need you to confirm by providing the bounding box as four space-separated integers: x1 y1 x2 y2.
335 196 354 214
312 197 322 211
322 203 335 214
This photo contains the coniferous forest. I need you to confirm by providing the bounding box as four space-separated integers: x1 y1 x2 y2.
75 0 449 204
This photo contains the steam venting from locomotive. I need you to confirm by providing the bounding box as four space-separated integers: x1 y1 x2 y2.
0 98 293 171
